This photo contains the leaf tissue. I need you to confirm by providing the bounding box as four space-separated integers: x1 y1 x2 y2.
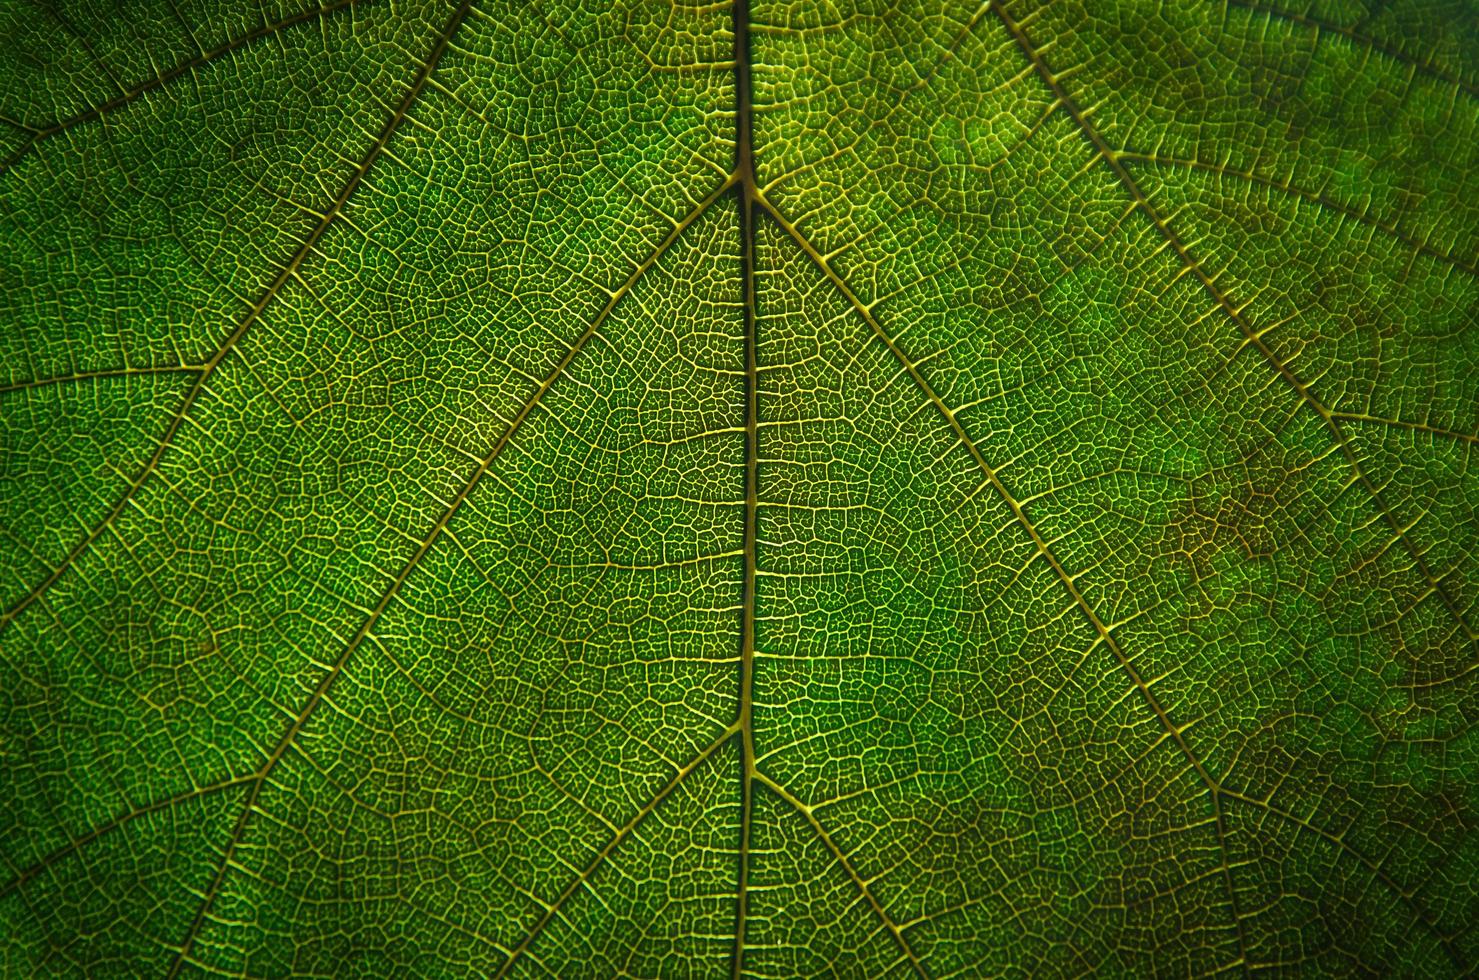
1 0 1477 975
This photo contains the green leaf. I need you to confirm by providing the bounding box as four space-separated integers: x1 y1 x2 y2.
2 0 1476 974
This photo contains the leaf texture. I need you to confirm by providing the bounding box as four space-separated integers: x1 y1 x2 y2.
1 0 1476 975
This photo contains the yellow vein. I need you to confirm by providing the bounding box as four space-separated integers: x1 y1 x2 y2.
754 772 929 978
496 723 742 978
0 0 363 175
992 1 1476 649
0 0 446 640
0 363 205 397
753 182 1253 976
163 168 734 977
1328 411 1479 448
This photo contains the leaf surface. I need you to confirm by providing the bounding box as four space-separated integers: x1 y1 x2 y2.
1 0 1476 975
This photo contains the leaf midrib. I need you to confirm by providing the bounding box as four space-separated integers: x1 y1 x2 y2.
732 0 759 967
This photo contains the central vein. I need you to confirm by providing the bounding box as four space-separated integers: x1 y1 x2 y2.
732 0 759 973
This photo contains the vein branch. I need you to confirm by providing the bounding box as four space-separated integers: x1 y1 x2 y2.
753 771 929 978
1113 149 1478 279
162 155 735 976
0 772 256 899
0 0 363 176
1328 410 1479 448
0 0 456 641
159 2 480 970
0 363 206 397
1219 787 1466 971
991 1 1476 648
752 180 1253 975
496 724 742 978
739 187 922 975
1224 0 1479 100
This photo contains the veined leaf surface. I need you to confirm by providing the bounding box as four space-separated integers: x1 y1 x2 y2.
1 0 1477 975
